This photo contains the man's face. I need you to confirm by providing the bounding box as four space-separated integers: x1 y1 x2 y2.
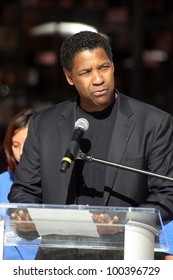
64 48 115 112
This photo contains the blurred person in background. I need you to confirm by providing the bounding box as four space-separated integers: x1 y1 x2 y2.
0 108 38 260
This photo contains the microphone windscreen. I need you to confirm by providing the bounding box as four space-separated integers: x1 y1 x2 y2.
75 118 89 131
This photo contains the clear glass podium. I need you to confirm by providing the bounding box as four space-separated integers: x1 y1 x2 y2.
0 203 168 260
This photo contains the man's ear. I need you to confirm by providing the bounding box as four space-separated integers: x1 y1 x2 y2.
63 68 74 86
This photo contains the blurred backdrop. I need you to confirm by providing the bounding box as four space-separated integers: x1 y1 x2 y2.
0 0 173 172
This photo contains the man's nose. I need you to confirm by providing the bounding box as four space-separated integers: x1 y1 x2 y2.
92 70 104 85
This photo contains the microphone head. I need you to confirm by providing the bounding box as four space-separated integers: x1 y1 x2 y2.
75 118 89 132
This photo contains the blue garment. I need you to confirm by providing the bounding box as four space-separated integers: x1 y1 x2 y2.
0 171 38 260
160 221 173 255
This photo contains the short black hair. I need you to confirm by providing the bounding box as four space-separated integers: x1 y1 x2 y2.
60 31 113 72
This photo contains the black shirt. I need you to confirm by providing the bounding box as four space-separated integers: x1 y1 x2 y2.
74 100 118 205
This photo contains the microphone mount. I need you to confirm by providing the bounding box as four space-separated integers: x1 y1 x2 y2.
78 151 173 182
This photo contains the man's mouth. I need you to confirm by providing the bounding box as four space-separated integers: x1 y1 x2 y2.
92 88 108 97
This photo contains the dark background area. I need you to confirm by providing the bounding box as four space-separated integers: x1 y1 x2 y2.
0 0 173 172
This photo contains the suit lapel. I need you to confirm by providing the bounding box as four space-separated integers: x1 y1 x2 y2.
104 94 135 205
56 100 77 203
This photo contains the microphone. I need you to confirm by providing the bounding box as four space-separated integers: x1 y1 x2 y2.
60 118 89 173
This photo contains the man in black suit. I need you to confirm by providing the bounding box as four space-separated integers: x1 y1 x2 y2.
8 31 173 259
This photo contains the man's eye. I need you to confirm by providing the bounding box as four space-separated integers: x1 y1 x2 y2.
100 65 109 70
79 71 90 76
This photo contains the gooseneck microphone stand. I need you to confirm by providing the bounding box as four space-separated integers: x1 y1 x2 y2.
78 151 173 182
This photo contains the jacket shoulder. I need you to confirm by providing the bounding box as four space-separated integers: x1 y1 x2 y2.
120 93 172 118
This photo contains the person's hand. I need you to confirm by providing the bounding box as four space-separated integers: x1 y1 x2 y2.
91 213 123 234
11 210 36 233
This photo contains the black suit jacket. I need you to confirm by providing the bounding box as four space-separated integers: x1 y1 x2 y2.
8 92 173 221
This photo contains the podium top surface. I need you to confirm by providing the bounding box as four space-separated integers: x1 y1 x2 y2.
0 203 168 253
